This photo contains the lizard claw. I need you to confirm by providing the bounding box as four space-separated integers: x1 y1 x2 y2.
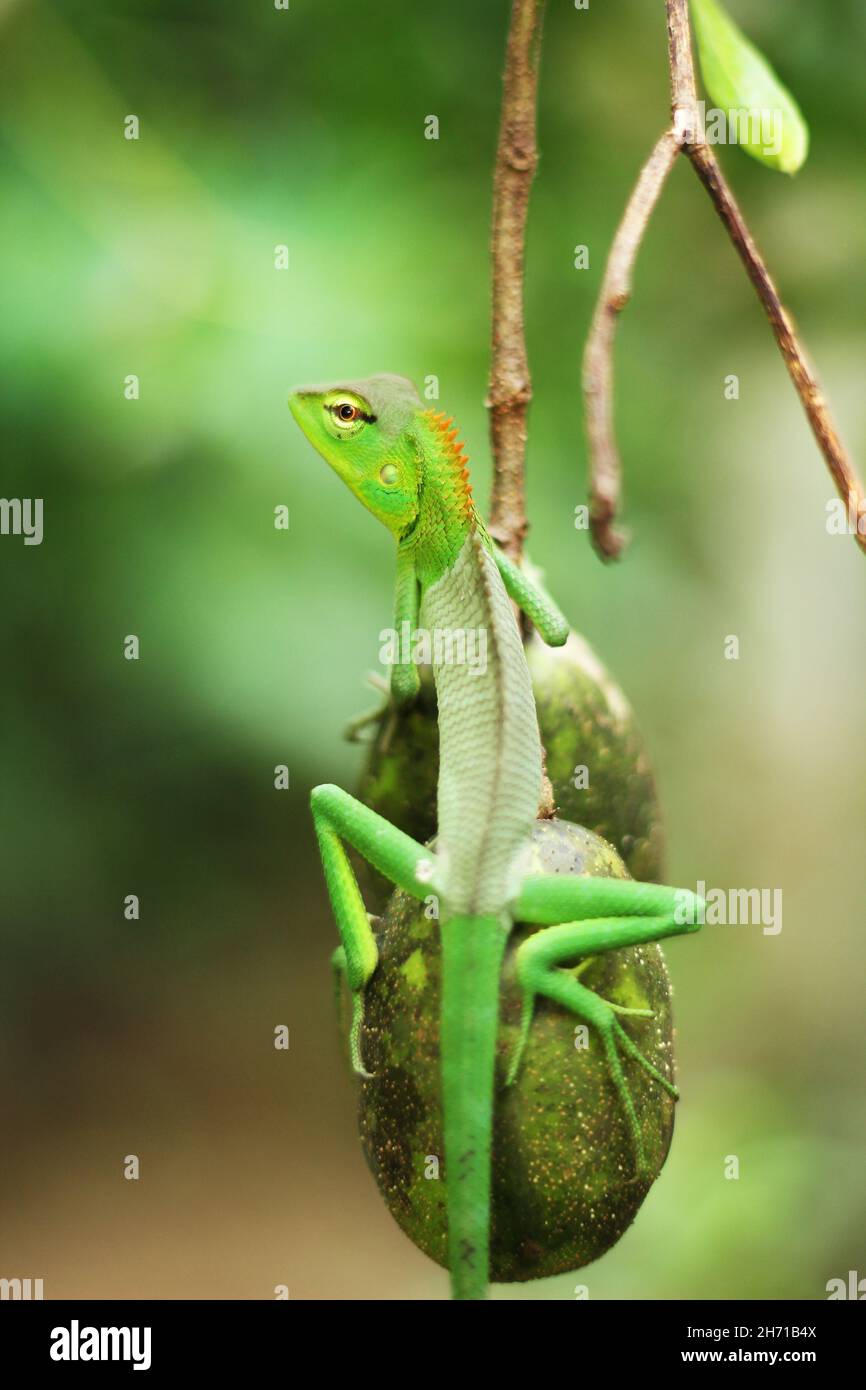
343 672 392 743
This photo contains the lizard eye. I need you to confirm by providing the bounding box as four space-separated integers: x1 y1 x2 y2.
379 464 399 486
321 390 374 439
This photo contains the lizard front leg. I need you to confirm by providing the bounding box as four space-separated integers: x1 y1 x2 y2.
506 877 704 1176
492 544 570 647
310 784 433 1074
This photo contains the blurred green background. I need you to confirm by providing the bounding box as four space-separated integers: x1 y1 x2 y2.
1 0 864 1300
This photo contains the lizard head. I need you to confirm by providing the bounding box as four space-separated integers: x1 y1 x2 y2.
289 374 423 537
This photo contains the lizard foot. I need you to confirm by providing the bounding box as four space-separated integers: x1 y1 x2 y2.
505 948 675 1178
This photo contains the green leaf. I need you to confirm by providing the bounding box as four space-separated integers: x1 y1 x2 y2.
690 0 810 174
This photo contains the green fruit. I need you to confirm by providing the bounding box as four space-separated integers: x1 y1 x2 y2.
355 630 665 912
356 819 676 1283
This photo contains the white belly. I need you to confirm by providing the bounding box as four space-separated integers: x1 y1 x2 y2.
420 532 542 916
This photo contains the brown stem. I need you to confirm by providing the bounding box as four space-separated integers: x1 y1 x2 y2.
583 129 680 559
668 0 866 556
487 0 546 562
666 0 699 137
584 0 865 558
687 143 866 554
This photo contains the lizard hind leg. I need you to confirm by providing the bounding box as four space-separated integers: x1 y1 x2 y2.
331 946 375 1080
504 877 703 1177
504 955 656 1089
507 944 668 1178
311 783 435 1077
571 956 657 1019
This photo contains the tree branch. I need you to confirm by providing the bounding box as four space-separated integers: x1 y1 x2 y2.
487 0 546 562
686 145 866 556
584 0 865 558
583 129 679 559
666 0 699 138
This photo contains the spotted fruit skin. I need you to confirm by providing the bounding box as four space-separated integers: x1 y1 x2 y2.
356 818 676 1283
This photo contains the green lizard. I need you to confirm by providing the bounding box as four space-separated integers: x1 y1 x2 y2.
290 373 704 1300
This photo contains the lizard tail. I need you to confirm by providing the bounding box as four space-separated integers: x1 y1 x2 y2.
440 912 508 1300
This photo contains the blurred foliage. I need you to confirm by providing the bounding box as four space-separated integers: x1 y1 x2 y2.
0 0 864 1298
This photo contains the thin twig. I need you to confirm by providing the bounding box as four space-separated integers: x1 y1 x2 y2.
487 0 546 562
673 0 866 555
585 0 865 558
686 143 866 555
583 130 679 559
666 0 700 137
